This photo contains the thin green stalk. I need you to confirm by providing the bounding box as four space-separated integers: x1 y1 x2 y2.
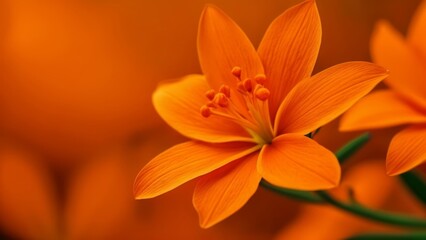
260 133 426 229
317 191 426 229
260 180 323 203
400 171 426 204
335 132 370 164
347 231 426 240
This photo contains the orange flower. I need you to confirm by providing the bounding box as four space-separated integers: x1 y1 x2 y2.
134 0 388 228
340 1 426 176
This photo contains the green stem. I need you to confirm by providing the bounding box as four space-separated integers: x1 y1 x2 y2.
317 191 426 229
347 231 426 240
260 180 323 203
400 171 426 204
260 132 426 229
335 132 370 164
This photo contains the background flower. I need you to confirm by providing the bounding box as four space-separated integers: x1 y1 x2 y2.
340 0 426 175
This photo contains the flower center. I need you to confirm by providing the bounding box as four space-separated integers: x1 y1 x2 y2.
200 66 274 145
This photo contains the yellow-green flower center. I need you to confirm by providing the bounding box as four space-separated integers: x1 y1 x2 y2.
200 66 274 145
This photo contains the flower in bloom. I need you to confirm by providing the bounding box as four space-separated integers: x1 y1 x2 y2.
340 1 426 176
134 0 388 228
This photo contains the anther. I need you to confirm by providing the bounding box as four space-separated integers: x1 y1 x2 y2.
219 85 231 98
206 101 216 108
243 78 253 92
237 82 246 93
254 74 266 85
255 87 270 101
205 89 216 101
214 93 229 107
253 84 262 93
200 105 211 118
231 66 242 78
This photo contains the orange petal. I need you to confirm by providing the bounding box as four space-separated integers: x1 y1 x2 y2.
408 0 426 58
197 5 264 91
193 153 260 228
153 74 253 143
371 21 426 108
275 62 388 135
134 141 259 199
340 90 426 131
258 134 340 190
386 124 426 176
258 0 321 119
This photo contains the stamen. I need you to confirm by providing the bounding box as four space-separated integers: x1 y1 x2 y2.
206 101 216 108
254 74 266 85
219 85 231 98
214 93 229 107
237 82 246 93
200 105 211 118
205 89 216 101
253 84 262 93
243 78 253 92
255 87 270 101
231 66 242 78
199 68 273 144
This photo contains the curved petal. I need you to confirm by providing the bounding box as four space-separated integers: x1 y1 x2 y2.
408 0 426 57
258 134 340 190
275 62 388 135
134 141 259 199
371 21 426 108
193 153 260 228
340 90 426 131
387 124 426 176
153 74 253 143
198 5 264 91
258 0 321 119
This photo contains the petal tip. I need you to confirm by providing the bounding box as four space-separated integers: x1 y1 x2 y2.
194 204 218 229
133 170 162 200
201 4 222 18
385 167 400 176
133 182 152 200
199 218 215 229
299 0 319 13
305 0 317 5
386 160 405 176
325 165 341 189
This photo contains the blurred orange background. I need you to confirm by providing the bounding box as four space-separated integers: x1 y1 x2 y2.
0 0 425 239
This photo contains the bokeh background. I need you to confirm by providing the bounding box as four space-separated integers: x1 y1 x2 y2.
0 0 425 239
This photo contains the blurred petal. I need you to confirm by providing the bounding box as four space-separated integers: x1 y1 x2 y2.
387 124 426 176
275 62 388 135
0 1 158 162
371 21 426 108
275 160 423 239
0 142 58 240
258 134 340 190
340 90 426 131
193 153 260 228
408 0 426 57
198 5 263 91
134 141 259 199
153 75 253 143
65 149 136 240
258 0 321 119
